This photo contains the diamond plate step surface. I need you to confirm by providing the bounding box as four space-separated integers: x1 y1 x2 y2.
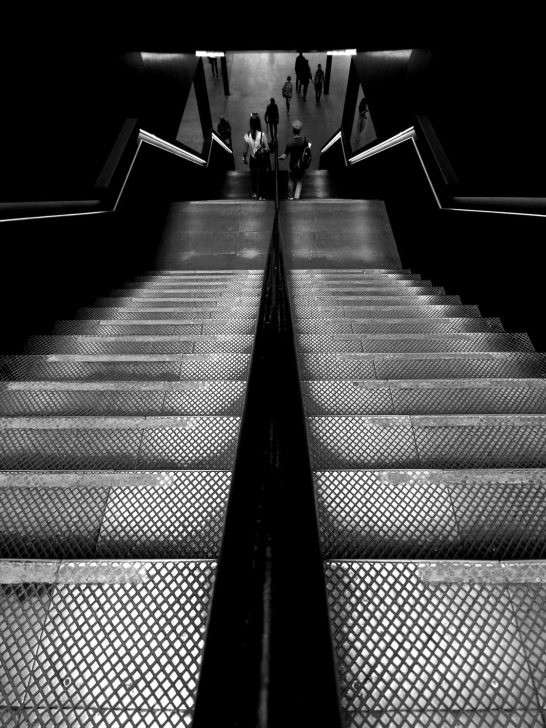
297 332 534 354
302 379 546 415
77 306 259 319
0 416 241 470
52 320 257 336
0 471 231 559
0 381 247 416
325 560 546 726
297 318 504 335
315 469 546 560
293 286 446 298
294 295 462 306
22 335 254 355
94 298 261 310
0 354 252 383
306 414 546 470
295 305 483 319
298 352 546 380
0 558 215 722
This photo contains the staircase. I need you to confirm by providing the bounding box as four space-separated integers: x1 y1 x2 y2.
288 267 546 726
0 268 263 725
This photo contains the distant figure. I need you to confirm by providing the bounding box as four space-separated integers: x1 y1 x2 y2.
282 76 293 114
208 56 219 79
301 58 312 101
217 116 232 148
278 119 307 200
314 64 325 105
355 97 368 145
265 98 280 143
295 52 306 94
243 113 269 200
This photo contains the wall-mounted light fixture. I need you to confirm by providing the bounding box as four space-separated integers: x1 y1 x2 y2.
326 49 357 56
195 51 225 58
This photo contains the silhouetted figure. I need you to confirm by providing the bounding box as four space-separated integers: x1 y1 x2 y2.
217 116 232 148
243 113 269 200
282 76 293 113
278 119 307 200
295 52 306 93
208 56 219 78
314 64 325 105
355 97 368 145
265 98 279 143
301 59 312 101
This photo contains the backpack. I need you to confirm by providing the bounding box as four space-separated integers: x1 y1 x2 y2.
297 139 312 171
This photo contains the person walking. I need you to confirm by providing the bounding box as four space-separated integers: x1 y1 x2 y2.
243 113 269 200
314 63 325 105
278 119 308 200
295 52 306 94
301 58 312 101
282 76 293 114
217 116 232 148
264 98 279 144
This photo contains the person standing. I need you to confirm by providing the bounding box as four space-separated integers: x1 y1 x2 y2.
243 113 269 200
278 119 307 200
265 98 280 143
282 76 293 114
208 56 219 79
314 64 325 105
355 97 368 145
301 58 312 101
217 116 232 148
295 52 306 94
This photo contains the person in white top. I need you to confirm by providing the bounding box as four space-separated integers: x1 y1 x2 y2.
242 113 270 200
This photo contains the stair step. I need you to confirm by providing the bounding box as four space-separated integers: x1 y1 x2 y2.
299 352 546 380
297 332 534 354
143 268 264 274
302 378 546 415
294 295 462 306
290 268 411 274
0 416 241 470
290 272 420 280
315 469 546 560
306 414 546 469
296 318 503 334
0 558 215 716
78 306 259 319
23 334 254 355
53 321 256 336
110 289 262 299
292 280 433 289
94 297 261 309
126 279 263 287
293 286 445 296
295 305 482 318
0 381 246 416
324 559 546 719
0 470 230 558
0 354 251 382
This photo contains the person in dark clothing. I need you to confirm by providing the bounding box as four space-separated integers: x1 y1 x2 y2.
208 56 219 78
295 52 306 94
217 116 232 148
355 97 368 145
314 64 325 104
264 98 279 143
243 113 269 200
301 59 312 101
278 119 307 200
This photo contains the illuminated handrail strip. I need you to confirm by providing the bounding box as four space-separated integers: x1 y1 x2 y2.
138 129 206 166
348 127 416 165
320 131 342 155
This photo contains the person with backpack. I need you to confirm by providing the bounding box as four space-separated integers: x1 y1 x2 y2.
278 119 311 200
281 76 293 114
314 64 325 105
264 98 280 144
242 113 269 200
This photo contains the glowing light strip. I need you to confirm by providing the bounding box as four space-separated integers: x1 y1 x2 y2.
195 51 225 58
139 130 206 166
326 49 357 56
321 130 342 155
0 210 109 224
211 131 232 155
348 127 416 164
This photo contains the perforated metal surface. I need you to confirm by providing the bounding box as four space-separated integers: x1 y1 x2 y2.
0 417 241 470
297 353 546 380
306 415 546 469
78 307 259 320
292 280 433 289
54 320 256 335
297 332 534 354
302 380 546 415
0 471 230 559
292 287 446 299
94 298 260 312
0 560 215 720
293 295 462 307
315 469 546 560
297 318 503 335
110 289 261 300
24 335 254 356
325 560 543 723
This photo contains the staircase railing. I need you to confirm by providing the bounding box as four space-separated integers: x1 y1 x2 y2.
320 118 546 218
0 120 233 223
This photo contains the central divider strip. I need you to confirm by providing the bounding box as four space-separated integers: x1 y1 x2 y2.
192 211 342 727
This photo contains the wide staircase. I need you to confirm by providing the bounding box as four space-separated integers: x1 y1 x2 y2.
0 268 263 726
288 266 546 726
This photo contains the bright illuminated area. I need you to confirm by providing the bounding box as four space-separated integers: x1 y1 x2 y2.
326 49 357 56
195 51 225 58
